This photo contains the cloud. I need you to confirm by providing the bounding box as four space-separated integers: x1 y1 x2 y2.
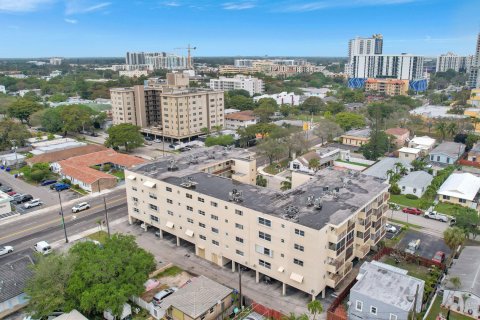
0 0 53 12
281 0 421 12
162 1 180 6
64 18 78 23
65 0 111 15
222 1 255 10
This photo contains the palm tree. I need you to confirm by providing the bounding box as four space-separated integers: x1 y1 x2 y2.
394 162 404 174
308 158 320 172
386 169 395 181
436 121 448 141
213 125 223 133
283 313 298 320
307 300 323 320
399 166 408 176
447 122 457 138
443 227 466 257
281 177 292 191
462 293 471 313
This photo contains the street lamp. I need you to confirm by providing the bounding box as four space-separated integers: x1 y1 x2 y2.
57 191 69 243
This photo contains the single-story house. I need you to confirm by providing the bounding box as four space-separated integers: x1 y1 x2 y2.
57 149 145 192
467 142 480 162
53 310 89 320
341 128 371 147
0 153 26 168
348 261 424 320
363 157 413 180
0 256 34 319
290 147 349 174
437 172 480 209
224 110 257 130
0 191 13 217
442 246 480 318
429 141 465 165
398 147 421 162
161 275 232 320
398 171 433 197
408 136 436 153
385 128 410 147
27 144 107 170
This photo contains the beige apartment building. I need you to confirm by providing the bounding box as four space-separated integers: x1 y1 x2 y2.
125 146 390 300
364 78 409 96
110 73 225 141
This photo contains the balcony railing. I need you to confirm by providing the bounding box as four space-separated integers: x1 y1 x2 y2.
357 244 370 257
327 257 344 269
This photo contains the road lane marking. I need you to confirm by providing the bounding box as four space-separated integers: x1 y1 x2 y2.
0 197 127 242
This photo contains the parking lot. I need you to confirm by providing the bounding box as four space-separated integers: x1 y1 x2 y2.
385 223 402 239
0 170 82 215
398 229 451 260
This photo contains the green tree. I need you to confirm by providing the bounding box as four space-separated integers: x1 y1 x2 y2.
411 159 427 171
307 300 323 320
41 108 63 133
436 121 448 141
308 158 320 172
227 89 250 97
7 98 43 124
446 122 458 138
60 104 94 135
0 119 31 151
254 102 276 123
49 93 68 102
466 134 480 150
334 112 365 131
443 227 466 256
280 177 292 191
105 123 144 152
256 175 267 187
299 97 325 115
257 138 286 165
361 131 392 161
325 101 345 115
315 119 344 143
205 135 234 147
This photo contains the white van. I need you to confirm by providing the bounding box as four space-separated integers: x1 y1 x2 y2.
33 241 52 255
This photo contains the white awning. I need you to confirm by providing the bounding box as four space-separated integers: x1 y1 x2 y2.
143 181 156 188
127 175 136 180
185 229 194 237
290 272 304 283
166 221 174 229
277 266 285 273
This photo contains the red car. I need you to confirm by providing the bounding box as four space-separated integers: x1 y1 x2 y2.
432 251 446 264
7 191 16 196
402 207 423 215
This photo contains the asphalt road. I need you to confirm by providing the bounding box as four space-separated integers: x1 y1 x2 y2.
0 188 128 265
387 209 449 236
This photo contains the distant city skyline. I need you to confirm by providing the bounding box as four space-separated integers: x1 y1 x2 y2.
0 0 479 58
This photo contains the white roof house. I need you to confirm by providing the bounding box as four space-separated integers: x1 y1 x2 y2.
438 173 480 201
408 136 436 151
398 147 421 155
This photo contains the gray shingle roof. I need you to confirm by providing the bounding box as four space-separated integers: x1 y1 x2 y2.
446 246 480 297
161 276 232 318
398 171 433 189
363 157 413 180
0 256 34 303
430 141 465 158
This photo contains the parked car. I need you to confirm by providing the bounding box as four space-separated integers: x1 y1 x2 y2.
0 245 13 256
40 179 57 186
424 211 448 222
402 207 423 215
385 224 397 233
15 194 33 204
144 136 153 141
432 251 446 264
10 194 24 203
24 199 43 209
51 183 70 191
179 147 191 152
0 185 13 192
7 191 16 196
404 239 421 254
152 287 178 305
33 241 52 255
72 202 90 213
154 138 162 143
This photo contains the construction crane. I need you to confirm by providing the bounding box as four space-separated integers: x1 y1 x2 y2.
174 44 196 69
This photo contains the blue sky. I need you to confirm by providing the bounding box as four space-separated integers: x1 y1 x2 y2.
0 0 479 58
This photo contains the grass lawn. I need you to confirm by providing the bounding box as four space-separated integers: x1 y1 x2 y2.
155 266 183 279
389 218 423 230
71 186 88 195
389 194 423 208
111 170 125 180
87 231 109 244
426 296 473 320
264 159 289 175
434 202 463 216
381 256 430 281
335 159 369 167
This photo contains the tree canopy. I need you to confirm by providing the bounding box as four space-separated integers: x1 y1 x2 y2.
0 119 31 150
205 134 235 147
7 98 44 124
334 112 365 131
105 123 144 152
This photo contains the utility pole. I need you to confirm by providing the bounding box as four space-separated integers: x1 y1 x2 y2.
58 191 69 243
103 197 111 237
238 265 243 310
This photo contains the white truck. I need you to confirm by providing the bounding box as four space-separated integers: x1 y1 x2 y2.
405 239 421 254
424 210 448 222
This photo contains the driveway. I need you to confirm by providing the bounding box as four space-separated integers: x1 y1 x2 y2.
388 209 448 236
398 229 451 260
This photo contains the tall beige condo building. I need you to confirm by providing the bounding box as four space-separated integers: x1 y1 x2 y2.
125 146 390 299
110 73 224 140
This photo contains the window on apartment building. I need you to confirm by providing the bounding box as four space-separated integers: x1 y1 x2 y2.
235 209 243 216
295 229 305 236
389 314 397 320
186 193 192 199
211 214 219 220
133 208 139 213
167 210 173 216
293 258 304 267
355 301 363 311
149 193 157 199
259 231 271 241
370 306 377 315
132 197 139 202
212 240 219 246
149 204 158 211
211 227 219 234
131 186 137 191
199 235 206 240
150 215 158 222
294 244 304 252
255 245 272 257
258 217 272 227
443 195 450 200
199 222 206 228
166 187 172 192
459 198 467 203
198 197 204 202
211 201 218 207
198 210 205 216
258 259 271 269
167 199 173 204
236 236 244 243
187 206 193 212
235 223 244 230
187 218 193 224
236 250 244 256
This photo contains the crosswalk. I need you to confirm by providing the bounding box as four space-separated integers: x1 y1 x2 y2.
0 211 19 220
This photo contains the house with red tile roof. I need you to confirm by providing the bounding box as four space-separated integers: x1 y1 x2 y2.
385 128 410 147
56 149 145 192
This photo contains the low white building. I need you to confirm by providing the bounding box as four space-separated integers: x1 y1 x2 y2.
210 75 264 96
398 147 421 162
119 70 149 78
50 70 62 77
408 136 436 153
398 171 433 197
254 92 300 106
290 147 350 174
224 110 257 130
0 190 12 217
300 87 332 99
